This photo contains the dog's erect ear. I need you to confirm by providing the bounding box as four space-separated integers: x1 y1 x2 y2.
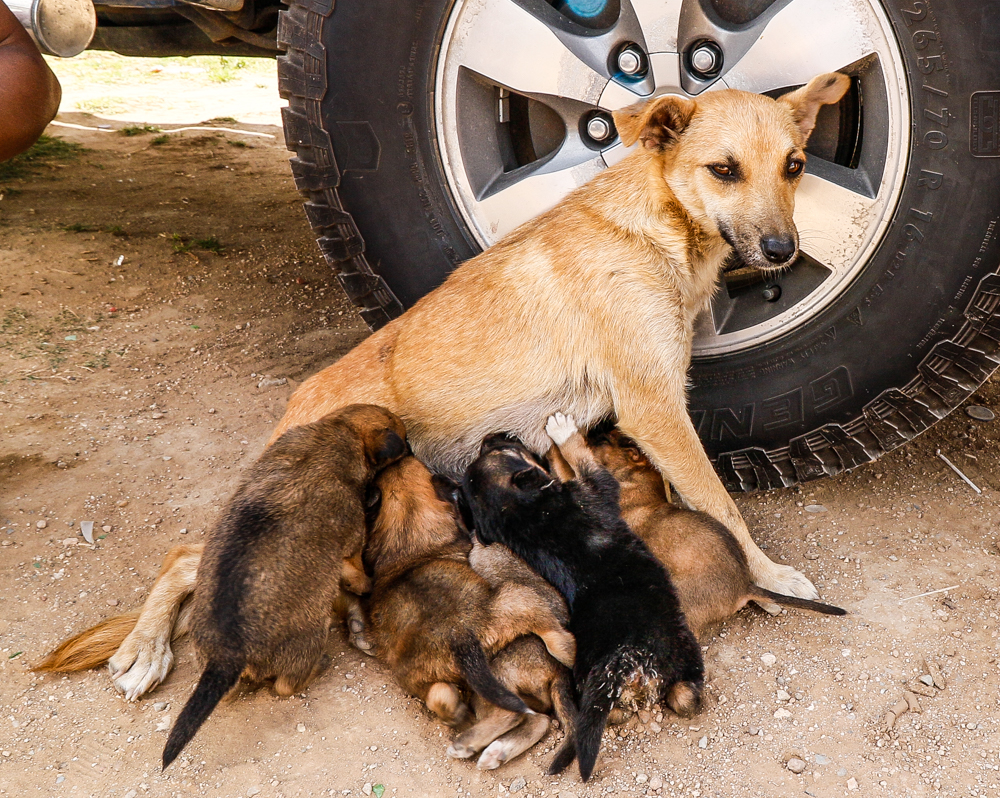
779 72 850 141
614 95 696 150
480 431 523 456
371 429 407 467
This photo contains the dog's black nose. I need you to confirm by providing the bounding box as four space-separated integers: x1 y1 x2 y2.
760 235 796 264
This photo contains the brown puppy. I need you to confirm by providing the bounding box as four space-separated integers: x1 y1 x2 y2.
586 427 846 640
364 456 575 732
64 75 851 700
160 404 407 769
445 541 576 770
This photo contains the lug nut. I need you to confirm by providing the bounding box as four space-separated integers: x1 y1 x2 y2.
616 44 645 76
586 115 613 143
762 284 782 302
689 41 722 77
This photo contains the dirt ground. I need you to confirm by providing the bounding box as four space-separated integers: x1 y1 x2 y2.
3 57 1000 798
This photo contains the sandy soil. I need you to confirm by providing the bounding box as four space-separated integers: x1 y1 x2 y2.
2 59 1000 798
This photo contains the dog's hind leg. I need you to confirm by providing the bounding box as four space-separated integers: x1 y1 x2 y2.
487 585 576 667
108 544 203 700
477 713 551 770
447 703 524 760
425 682 472 728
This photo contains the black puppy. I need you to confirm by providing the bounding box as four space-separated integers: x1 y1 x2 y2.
461 413 704 781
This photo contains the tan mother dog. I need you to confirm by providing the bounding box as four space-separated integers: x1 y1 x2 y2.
40 74 849 700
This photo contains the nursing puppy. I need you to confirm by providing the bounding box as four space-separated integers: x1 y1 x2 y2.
461 415 703 782
161 404 407 769
364 456 576 731
445 541 576 769
587 427 847 640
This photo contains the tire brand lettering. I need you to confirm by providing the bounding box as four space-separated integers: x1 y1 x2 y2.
761 388 803 431
710 404 754 442
810 367 853 412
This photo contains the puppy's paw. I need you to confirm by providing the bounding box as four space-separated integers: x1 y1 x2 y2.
108 634 173 701
754 562 819 601
347 617 376 657
545 413 577 446
446 741 476 760
540 629 576 669
477 739 512 770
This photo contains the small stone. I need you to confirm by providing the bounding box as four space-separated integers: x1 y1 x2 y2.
102 525 112 533
919 674 934 687
636 774 648 784
649 776 663 790
116 500 128 507
208 408 217 414
805 504 827 513
558 791 578 798
967 722 978 730
151 412 164 420
257 376 288 389
125 790 138 798
747 726 759 736
61 538 77 547
649 722 662 733
155 715 171 732
776 690 791 702
847 777 858 791
179 528 188 535
786 758 806 774
774 708 792 720
56 775 65 784
966 405 995 421
761 653 777 667
362 784 372 796
509 776 527 793
814 754 830 765
698 736 708 749
36 519 47 529
638 710 651 724
247 788 261 797
107 599 119 606
837 768 848 777
153 702 168 712
162 456 172 461
297 723 306 733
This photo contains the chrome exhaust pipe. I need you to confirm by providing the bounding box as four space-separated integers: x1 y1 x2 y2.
8 0 97 58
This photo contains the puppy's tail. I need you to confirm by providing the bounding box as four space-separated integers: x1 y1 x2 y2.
33 612 140 673
162 659 241 770
451 633 531 715
545 670 580 777
749 586 847 617
548 674 614 782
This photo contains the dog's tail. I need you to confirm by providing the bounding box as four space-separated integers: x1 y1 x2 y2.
545 669 581 777
162 659 242 770
749 586 847 617
451 633 532 715
548 671 614 782
33 612 140 673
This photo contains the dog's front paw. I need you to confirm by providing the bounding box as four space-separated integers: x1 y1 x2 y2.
108 634 174 701
754 562 819 601
545 413 578 446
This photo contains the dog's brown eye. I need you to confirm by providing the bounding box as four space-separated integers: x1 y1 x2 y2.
709 164 732 178
787 159 804 176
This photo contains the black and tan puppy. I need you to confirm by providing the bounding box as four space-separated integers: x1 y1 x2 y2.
461 414 704 782
364 455 576 731
587 427 847 640
161 404 407 770
445 541 576 769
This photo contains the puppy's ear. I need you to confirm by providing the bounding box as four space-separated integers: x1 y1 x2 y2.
371 429 407 467
511 465 553 492
480 431 522 455
614 95 696 150
779 72 850 141
431 473 461 506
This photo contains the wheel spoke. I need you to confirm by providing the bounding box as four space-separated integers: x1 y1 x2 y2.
443 0 607 103
794 162 879 280
469 155 606 240
722 0 878 93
